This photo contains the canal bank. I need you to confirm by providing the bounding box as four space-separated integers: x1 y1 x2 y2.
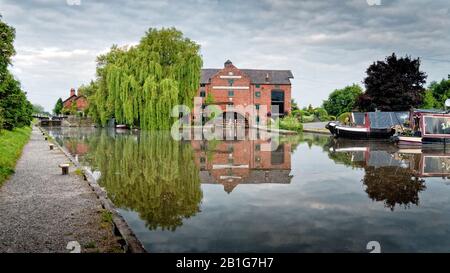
0 126 135 253
302 122 331 135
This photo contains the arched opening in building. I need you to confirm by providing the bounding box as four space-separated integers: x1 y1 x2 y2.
221 111 249 128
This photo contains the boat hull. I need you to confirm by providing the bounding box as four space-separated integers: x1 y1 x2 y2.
326 122 395 139
393 136 422 147
422 137 450 146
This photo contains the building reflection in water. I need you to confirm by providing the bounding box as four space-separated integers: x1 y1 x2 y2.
191 129 292 193
328 139 450 211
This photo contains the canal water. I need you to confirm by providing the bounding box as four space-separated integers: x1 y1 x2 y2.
47 127 450 253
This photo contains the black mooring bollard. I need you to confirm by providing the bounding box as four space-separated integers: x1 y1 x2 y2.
59 164 70 175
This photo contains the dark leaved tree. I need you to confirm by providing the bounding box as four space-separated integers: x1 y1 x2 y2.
357 53 427 111
53 98 63 115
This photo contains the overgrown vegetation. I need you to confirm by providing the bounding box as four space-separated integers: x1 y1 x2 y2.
0 127 32 185
85 28 202 130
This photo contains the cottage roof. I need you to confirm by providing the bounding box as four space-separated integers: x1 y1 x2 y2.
62 95 77 104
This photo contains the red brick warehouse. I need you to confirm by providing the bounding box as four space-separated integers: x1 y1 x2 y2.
196 60 294 126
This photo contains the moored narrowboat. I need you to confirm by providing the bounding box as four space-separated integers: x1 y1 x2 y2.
393 109 450 148
326 112 408 139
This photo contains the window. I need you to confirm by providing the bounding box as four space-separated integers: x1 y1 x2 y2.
255 91 261 98
200 157 206 163
200 91 206 97
200 84 206 87
228 144 234 152
228 90 234 97
255 144 261 151
255 84 260 88
255 104 260 110
256 116 260 123
228 79 234 86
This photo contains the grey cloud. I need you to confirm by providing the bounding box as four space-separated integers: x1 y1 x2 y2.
0 0 449 111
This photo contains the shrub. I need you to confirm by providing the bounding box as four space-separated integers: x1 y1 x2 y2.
301 115 315 123
279 116 303 132
337 112 351 123
291 109 301 118
314 108 330 121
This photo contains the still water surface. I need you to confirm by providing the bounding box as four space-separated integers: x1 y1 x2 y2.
47 127 450 253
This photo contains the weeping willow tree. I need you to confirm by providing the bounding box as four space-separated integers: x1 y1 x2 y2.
88 28 202 130
83 130 202 231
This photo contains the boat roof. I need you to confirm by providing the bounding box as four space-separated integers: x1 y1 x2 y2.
412 109 448 114
368 112 409 129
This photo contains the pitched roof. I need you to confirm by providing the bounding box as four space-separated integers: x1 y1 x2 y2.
62 95 77 104
201 68 293 84
63 94 87 104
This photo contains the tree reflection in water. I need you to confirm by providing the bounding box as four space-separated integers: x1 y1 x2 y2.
327 140 428 211
362 166 426 211
86 130 202 231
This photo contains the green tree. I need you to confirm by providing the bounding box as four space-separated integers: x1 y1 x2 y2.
323 84 363 116
87 28 202 129
423 77 450 109
0 16 32 130
357 53 427 111
0 72 32 130
53 98 63 115
420 89 438 109
0 14 16 82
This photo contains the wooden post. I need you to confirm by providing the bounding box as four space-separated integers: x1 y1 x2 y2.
49 144 54 150
59 164 70 175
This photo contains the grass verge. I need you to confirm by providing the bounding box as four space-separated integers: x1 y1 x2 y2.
0 127 32 186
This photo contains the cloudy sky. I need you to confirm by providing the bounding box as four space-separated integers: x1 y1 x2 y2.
1 0 449 111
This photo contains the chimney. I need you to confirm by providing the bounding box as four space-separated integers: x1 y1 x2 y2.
70 88 76 97
224 60 233 68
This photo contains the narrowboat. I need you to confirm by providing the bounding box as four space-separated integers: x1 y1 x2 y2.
326 112 408 139
393 109 450 148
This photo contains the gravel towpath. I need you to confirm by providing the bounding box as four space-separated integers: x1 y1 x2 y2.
0 126 122 253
